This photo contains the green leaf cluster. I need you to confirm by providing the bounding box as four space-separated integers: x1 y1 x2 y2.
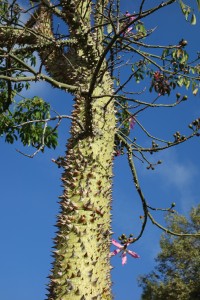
138 205 200 300
179 0 197 25
148 47 200 96
0 49 36 113
0 0 20 25
134 22 147 41
0 96 58 150
131 60 148 84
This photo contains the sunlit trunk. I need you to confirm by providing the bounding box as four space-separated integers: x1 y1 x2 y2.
47 75 115 299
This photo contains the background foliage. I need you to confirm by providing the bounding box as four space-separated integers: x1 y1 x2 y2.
139 205 200 300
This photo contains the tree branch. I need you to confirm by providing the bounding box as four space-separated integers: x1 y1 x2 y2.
0 74 78 92
148 212 200 237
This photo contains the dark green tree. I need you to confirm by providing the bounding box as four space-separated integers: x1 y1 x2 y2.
139 205 200 300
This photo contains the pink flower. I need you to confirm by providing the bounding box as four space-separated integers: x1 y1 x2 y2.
123 11 135 36
126 26 133 34
153 71 161 81
129 116 136 129
110 239 140 265
125 12 135 22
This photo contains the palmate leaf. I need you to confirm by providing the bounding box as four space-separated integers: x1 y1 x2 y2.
0 96 58 150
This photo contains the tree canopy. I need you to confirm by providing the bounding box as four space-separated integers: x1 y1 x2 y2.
139 205 200 300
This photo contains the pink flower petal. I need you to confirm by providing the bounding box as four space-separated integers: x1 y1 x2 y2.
125 12 135 22
129 117 136 129
110 248 121 256
130 16 135 22
122 253 127 265
127 26 133 33
127 249 140 258
112 239 123 249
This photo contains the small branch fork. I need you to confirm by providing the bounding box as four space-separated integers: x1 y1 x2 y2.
88 2 200 105
88 0 177 97
14 114 84 158
116 133 200 242
16 121 48 158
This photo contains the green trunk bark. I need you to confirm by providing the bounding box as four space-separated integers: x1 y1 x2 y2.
47 74 115 300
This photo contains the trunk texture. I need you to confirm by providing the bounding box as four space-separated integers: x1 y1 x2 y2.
47 73 116 300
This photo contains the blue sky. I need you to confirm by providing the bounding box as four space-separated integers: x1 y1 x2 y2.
0 1 200 300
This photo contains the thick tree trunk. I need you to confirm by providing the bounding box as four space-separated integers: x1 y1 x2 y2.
47 74 115 300
0 2 116 298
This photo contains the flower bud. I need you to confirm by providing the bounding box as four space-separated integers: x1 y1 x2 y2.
182 95 188 101
179 39 188 47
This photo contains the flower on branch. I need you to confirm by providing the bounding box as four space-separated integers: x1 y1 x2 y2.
123 11 135 36
110 239 140 265
125 11 135 22
129 116 136 129
151 71 171 95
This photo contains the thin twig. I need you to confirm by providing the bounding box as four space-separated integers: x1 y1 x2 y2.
148 212 200 237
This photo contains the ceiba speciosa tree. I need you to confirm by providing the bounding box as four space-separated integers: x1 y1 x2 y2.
0 1 200 299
